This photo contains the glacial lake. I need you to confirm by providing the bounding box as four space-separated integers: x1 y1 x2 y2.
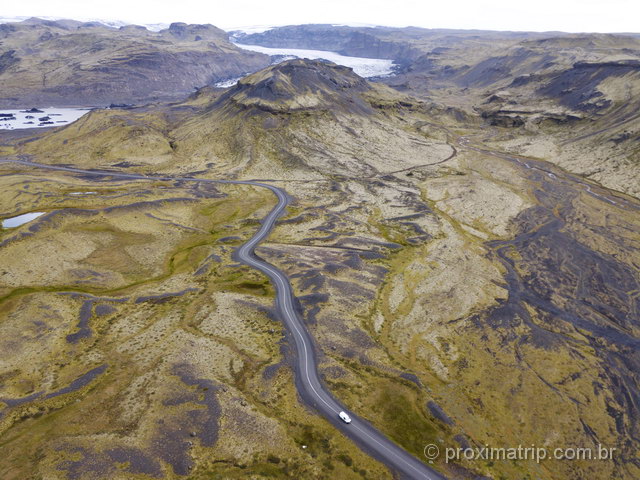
0 107 90 130
232 43 396 78
2 212 46 228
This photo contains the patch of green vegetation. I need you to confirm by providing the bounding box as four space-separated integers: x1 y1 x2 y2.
201 460 310 479
214 268 273 297
376 388 439 458
235 281 270 294
325 353 446 464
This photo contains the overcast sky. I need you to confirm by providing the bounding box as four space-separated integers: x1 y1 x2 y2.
4 0 638 33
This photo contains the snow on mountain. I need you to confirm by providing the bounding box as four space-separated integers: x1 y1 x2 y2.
0 16 168 31
234 43 396 78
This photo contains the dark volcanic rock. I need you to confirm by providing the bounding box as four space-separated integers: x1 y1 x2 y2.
480 110 525 127
0 50 19 74
163 22 227 42
427 400 455 425
538 61 640 112
66 300 94 344
218 58 374 114
108 103 134 109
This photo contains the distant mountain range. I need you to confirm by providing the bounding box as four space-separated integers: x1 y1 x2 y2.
238 23 640 197
2 18 639 195
0 17 270 107
0 16 170 31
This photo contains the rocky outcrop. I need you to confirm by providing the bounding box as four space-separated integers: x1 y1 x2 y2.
216 59 374 114
0 49 18 74
162 22 228 42
534 60 640 112
480 110 525 127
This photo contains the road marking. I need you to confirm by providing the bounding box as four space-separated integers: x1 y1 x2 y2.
352 423 437 479
254 261 337 413
1 158 442 479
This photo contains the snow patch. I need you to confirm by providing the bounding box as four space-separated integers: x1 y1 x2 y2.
0 108 90 130
234 43 396 78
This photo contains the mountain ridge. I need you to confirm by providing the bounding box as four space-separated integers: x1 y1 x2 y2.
0 18 270 107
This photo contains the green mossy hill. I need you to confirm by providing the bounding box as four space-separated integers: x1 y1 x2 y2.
13 59 448 180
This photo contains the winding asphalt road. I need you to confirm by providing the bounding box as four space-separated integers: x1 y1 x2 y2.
0 158 445 480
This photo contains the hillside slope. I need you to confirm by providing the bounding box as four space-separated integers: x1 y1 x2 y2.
238 26 640 197
0 18 270 106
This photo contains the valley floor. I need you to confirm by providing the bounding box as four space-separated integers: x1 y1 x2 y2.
0 59 638 480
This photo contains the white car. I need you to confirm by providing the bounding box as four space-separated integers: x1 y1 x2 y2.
339 411 352 424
